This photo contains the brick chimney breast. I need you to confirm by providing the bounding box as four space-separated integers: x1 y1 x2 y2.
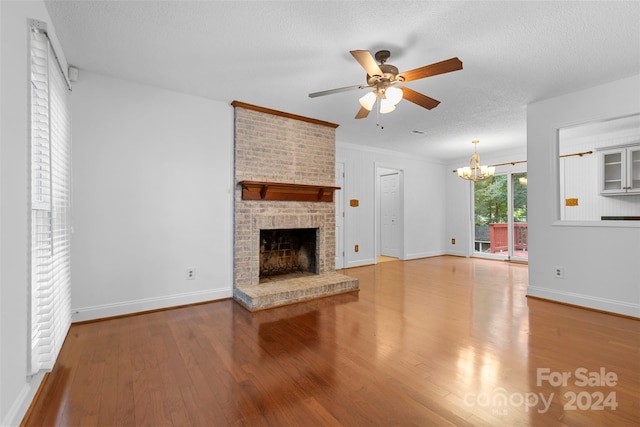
231 102 358 311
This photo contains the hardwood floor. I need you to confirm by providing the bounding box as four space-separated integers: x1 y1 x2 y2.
24 256 640 426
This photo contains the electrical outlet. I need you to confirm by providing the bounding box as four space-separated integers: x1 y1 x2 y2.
553 266 564 279
451 238 456 245
186 268 196 280
355 244 359 253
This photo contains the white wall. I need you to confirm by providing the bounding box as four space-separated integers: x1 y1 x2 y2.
0 1 68 424
445 164 473 256
71 71 234 321
337 142 447 267
527 75 640 317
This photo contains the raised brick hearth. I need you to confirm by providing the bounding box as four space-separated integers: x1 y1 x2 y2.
232 102 358 311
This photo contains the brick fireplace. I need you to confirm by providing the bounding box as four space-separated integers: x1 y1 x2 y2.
232 101 359 311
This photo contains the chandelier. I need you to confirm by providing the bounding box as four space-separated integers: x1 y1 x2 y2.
457 140 495 182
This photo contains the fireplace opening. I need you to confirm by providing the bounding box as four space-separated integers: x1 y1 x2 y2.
260 228 318 280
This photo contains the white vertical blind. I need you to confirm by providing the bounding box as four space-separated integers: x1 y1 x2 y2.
29 23 72 375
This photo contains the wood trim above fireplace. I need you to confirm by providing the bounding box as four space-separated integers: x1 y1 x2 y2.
239 181 340 202
231 101 340 129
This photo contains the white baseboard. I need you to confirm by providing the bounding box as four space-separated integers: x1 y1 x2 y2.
527 285 640 318
405 250 446 260
445 249 470 257
71 288 233 322
2 373 45 427
346 258 376 268
344 252 451 267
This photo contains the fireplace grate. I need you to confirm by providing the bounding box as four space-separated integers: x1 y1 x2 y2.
259 228 317 280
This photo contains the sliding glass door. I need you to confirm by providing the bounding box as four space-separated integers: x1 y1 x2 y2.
474 175 508 258
473 171 528 261
511 172 528 261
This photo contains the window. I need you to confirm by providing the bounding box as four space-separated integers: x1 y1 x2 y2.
28 21 72 375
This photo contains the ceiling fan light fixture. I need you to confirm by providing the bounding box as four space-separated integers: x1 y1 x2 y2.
359 91 377 111
379 98 396 114
384 86 403 105
310 50 462 122
380 105 396 114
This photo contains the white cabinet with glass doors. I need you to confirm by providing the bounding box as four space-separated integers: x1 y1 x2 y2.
600 145 640 195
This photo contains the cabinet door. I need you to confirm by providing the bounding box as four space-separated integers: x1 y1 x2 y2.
627 147 640 193
601 150 624 194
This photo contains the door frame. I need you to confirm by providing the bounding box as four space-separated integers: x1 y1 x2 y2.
510 171 529 262
471 164 527 261
375 164 405 262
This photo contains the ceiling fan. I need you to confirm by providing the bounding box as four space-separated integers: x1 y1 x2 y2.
309 50 463 119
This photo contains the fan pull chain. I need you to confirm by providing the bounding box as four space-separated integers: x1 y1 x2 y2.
376 97 384 129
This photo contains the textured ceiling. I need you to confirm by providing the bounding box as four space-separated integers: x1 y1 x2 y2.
44 0 640 162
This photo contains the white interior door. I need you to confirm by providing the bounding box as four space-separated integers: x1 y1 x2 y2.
335 162 345 269
380 172 400 257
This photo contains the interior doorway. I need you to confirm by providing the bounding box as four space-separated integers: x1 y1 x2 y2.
376 166 404 261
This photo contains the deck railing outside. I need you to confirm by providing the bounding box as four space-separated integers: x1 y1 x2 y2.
488 223 528 253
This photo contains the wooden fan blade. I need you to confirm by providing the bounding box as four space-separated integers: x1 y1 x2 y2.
400 87 441 110
399 57 463 82
350 50 383 77
355 106 370 119
309 84 369 98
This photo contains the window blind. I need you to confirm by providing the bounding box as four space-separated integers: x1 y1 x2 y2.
28 22 72 376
